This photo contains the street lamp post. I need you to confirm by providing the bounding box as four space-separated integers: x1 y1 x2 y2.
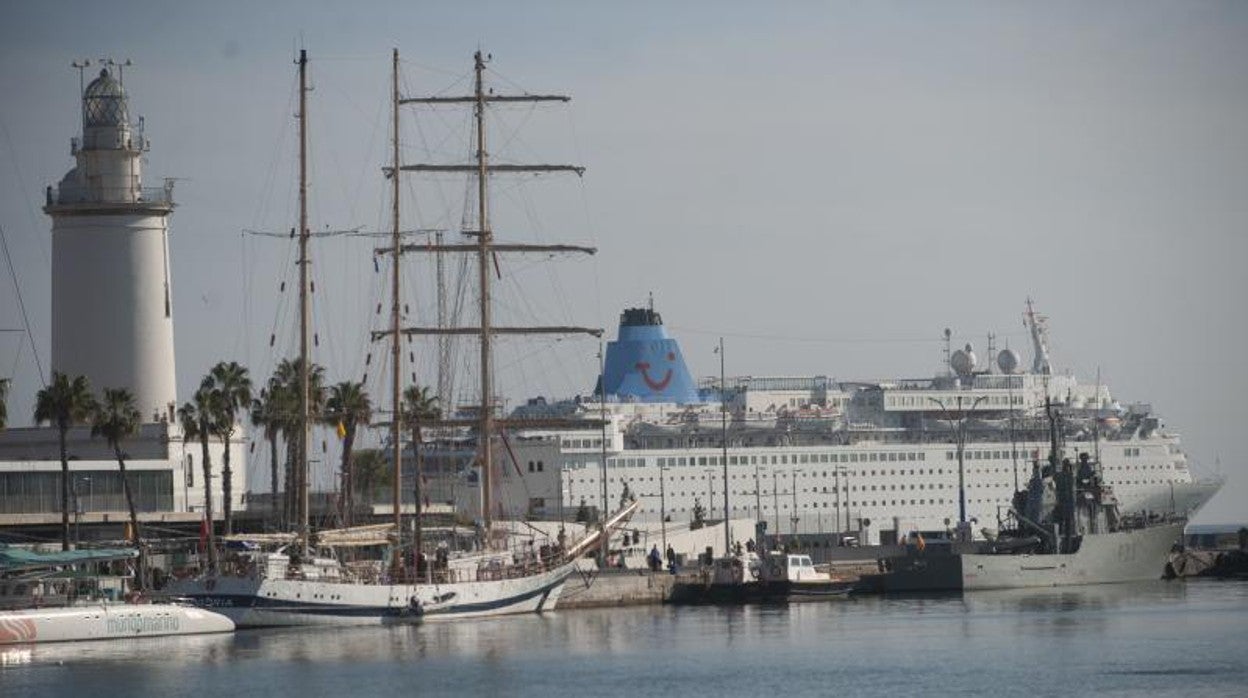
71 475 91 547
834 466 843 542
753 457 762 522
772 470 781 540
659 465 669 552
790 469 802 536
557 466 566 525
928 394 989 533
718 337 731 557
705 469 715 517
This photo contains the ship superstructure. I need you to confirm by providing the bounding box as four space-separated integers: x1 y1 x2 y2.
489 303 1217 546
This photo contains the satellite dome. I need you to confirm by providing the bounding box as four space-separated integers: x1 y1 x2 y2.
997 348 1021 374
83 68 128 127
950 343 977 376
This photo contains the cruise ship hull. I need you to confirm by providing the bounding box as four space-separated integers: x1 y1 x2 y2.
1116 480 1222 518
167 562 573 628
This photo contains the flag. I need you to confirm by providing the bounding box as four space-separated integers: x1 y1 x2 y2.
336 421 347 439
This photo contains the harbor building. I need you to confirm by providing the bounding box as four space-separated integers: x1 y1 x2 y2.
0 64 243 533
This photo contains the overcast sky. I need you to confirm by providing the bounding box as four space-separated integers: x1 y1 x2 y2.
1 2 1244 523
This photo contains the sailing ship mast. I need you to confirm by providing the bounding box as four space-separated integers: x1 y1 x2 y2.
380 50 603 543
389 49 404 565
296 49 312 557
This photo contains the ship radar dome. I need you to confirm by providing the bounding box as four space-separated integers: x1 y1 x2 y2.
83 68 128 127
997 348 1021 374
950 343 977 376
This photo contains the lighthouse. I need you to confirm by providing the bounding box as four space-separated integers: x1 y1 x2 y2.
44 64 177 422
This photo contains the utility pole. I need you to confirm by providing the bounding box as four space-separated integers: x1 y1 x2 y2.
772 470 781 540
598 343 609 565
719 337 730 556
753 457 762 523
791 469 801 536
659 465 668 551
929 394 988 536
834 466 843 543
843 466 851 536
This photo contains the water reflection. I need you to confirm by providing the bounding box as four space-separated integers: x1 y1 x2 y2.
3 581 1243 698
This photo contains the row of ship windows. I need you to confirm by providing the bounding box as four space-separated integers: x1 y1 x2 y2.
576 473 1173 494
642 500 952 513
571 481 1034 495
946 449 1155 461
947 450 1035 461
888 394 1022 407
573 451 934 470
561 463 1173 483
629 486 1171 515
564 444 1153 461
562 450 1157 471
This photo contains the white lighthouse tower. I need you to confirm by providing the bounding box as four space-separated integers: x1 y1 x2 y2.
44 64 177 421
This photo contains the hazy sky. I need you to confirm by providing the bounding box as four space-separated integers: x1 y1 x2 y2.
1 2 1245 523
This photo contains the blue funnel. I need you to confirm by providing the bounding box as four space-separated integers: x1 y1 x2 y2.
598 307 701 403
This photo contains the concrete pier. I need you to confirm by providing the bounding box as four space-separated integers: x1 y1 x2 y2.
557 570 677 609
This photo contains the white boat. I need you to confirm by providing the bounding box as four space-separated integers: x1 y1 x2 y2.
671 550 851 604
0 603 233 644
169 557 569 627
168 501 635 627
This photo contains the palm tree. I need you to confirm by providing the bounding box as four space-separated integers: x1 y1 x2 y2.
179 386 221 572
324 381 371 527
204 361 252 535
34 372 95 550
91 387 146 589
403 385 441 557
271 358 325 529
250 383 287 521
351 448 390 505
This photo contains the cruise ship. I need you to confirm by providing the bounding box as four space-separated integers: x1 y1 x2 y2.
468 301 1220 546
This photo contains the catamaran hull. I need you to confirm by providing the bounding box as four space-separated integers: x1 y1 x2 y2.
0 604 234 645
167 564 572 628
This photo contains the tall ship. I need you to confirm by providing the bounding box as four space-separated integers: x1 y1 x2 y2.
480 300 1220 546
168 50 633 627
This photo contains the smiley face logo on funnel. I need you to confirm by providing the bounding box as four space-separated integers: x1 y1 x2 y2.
635 351 676 391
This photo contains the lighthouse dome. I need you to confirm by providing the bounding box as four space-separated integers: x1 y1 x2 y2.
83 68 128 127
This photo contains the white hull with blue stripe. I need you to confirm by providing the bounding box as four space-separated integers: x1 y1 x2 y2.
168 560 574 628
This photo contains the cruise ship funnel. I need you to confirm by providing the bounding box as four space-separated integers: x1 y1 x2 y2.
598 306 701 403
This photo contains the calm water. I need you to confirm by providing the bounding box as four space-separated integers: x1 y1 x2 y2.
4 581 1246 697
